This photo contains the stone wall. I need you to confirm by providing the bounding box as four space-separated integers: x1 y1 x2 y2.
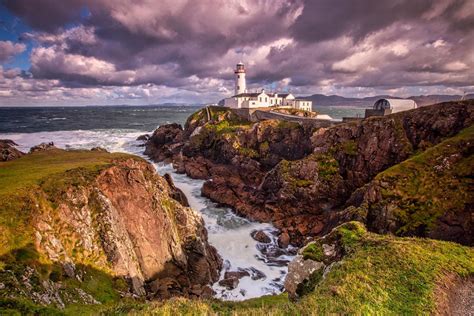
230 108 339 129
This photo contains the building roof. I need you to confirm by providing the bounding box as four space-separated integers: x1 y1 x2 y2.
373 98 417 113
233 92 295 99
233 92 262 98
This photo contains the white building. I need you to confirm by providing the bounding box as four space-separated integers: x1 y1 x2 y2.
373 98 418 113
365 98 418 118
224 63 312 112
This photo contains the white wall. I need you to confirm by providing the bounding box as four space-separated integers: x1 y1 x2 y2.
235 72 246 95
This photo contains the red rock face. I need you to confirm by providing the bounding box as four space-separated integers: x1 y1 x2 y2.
144 101 474 246
34 157 221 298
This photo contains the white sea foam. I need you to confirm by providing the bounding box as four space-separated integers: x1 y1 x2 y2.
0 129 294 301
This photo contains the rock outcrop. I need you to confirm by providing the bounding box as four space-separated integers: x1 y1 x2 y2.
144 101 474 246
0 149 221 308
0 139 24 161
343 124 474 245
29 142 57 153
284 222 366 299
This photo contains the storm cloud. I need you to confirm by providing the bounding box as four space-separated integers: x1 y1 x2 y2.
0 0 473 105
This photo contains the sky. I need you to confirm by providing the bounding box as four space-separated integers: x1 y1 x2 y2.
0 0 473 106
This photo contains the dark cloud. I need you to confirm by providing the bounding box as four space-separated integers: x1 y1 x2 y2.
3 0 85 32
291 0 437 42
0 0 473 104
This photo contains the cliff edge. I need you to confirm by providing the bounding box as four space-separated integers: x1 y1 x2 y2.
0 148 221 310
144 101 473 246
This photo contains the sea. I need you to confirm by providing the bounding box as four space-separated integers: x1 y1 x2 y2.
0 104 364 300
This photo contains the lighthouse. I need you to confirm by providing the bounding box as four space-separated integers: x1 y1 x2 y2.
234 62 246 95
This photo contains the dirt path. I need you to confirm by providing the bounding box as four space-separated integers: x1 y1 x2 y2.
437 275 473 316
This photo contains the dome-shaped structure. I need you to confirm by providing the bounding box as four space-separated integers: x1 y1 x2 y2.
373 98 417 113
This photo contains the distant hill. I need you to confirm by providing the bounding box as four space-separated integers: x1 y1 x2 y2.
301 94 474 108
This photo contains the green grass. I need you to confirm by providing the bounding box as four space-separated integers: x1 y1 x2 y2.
302 242 324 261
0 149 137 256
0 150 146 313
0 149 135 195
99 222 474 315
372 124 474 236
1 222 472 315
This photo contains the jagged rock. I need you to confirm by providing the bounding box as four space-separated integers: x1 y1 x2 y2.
0 139 24 161
144 102 474 246
164 173 189 207
344 124 474 246
30 142 56 153
136 134 150 141
200 285 216 299
144 123 184 162
62 262 76 278
284 222 360 299
251 230 271 243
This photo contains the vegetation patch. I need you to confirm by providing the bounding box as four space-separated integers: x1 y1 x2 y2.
340 140 358 156
237 147 259 159
0 149 142 312
310 152 340 180
1 222 473 315
373 124 474 236
302 242 324 261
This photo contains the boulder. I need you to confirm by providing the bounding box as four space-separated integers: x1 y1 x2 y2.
284 255 324 300
144 123 184 162
0 139 24 161
251 230 272 243
224 270 250 280
277 232 290 248
218 277 239 290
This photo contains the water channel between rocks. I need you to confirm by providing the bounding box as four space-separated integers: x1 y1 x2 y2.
2 129 296 301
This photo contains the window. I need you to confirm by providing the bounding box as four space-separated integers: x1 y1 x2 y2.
238 75 240 78
237 86 240 90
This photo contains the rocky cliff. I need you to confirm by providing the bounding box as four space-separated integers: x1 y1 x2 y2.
0 148 221 309
144 101 473 246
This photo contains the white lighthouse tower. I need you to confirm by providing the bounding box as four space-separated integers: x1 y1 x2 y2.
234 62 246 95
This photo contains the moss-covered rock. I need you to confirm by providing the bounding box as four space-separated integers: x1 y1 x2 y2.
348 124 474 245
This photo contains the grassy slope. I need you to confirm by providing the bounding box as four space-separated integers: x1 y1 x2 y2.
99 223 472 316
0 149 140 314
7 223 471 315
1 127 473 315
370 124 473 236
0 149 136 255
